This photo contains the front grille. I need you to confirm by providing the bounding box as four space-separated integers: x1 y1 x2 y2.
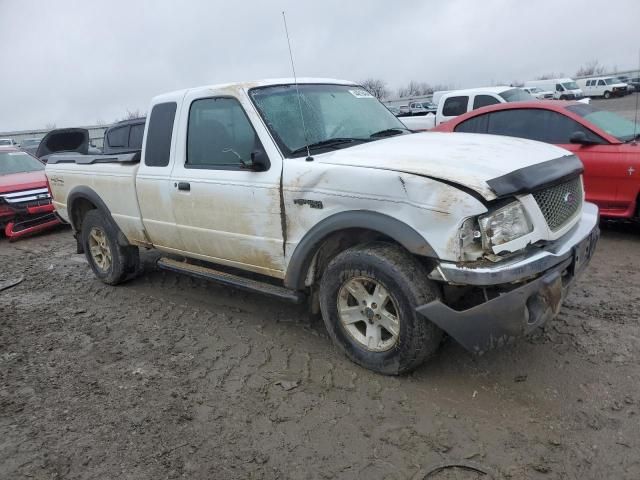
532 177 583 231
0 188 51 206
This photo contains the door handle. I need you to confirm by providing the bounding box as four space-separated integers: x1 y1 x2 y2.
177 182 190 191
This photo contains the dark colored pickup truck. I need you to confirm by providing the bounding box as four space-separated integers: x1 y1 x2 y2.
37 118 146 162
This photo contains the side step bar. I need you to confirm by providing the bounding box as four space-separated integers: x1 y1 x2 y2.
157 257 305 304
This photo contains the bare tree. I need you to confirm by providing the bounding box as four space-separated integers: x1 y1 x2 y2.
511 80 524 87
359 78 389 100
118 109 145 122
536 72 565 80
398 80 436 98
575 59 606 77
431 83 452 93
45 122 56 130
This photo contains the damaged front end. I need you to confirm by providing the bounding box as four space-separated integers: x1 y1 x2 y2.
0 188 62 240
420 202 599 354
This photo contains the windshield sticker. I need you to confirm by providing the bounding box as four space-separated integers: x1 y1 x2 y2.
349 89 374 98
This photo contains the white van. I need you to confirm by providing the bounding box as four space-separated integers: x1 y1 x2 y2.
577 77 628 99
524 78 583 100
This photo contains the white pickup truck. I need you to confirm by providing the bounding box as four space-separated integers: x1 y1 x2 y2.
46 78 599 375
400 86 535 131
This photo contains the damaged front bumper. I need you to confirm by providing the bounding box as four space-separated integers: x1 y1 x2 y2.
418 202 599 354
1 203 62 240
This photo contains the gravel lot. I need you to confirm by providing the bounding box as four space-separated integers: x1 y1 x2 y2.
1 96 639 480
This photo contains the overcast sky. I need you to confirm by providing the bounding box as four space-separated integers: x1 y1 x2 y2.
1 0 638 132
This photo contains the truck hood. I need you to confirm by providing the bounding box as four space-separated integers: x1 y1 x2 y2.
0 170 47 194
315 132 575 200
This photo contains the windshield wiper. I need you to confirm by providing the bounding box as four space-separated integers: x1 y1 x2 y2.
624 133 640 143
369 128 410 138
290 138 367 155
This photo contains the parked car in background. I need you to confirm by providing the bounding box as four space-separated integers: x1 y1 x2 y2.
0 138 16 147
19 137 43 156
628 77 640 92
35 119 145 162
386 105 401 116
524 78 584 100
433 100 640 219
521 86 553 99
613 76 635 95
401 86 533 130
46 78 598 374
408 101 437 115
0 147 61 239
397 105 411 116
577 77 628 99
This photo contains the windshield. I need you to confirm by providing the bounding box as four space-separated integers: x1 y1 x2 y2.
562 82 579 90
249 84 408 157
566 104 638 142
499 88 534 102
604 78 618 85
421 102 435 108
0 151 44 175
21 139 41 147
0 139 12 146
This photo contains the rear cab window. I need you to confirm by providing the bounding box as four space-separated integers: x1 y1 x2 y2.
107 126 128 148
473 95 501 109
144 102 177 167
129 123 145 149
442 96 469 117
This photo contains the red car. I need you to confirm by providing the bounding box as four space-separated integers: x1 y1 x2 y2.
0 147 61 239
433 100 640 219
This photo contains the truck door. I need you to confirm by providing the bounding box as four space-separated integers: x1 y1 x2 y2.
169 89 285 278
136 101 186 251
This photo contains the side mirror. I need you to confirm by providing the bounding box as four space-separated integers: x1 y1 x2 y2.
250 150 270 172
570 131 597 145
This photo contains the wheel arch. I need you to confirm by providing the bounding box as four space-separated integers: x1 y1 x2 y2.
283 211 437 290
67 186 129 248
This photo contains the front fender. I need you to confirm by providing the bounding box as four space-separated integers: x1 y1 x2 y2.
283 210 437 290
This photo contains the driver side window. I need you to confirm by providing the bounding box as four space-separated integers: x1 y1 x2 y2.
186 97 266 169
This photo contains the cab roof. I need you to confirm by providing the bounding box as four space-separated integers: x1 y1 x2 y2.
151 78 358 104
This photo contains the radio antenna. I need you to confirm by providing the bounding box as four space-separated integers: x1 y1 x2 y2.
282 11 313 161
633 49 639 145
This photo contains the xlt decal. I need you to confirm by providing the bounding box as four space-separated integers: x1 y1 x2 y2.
293 199 323 209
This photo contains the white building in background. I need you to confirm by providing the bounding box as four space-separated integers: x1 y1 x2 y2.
0 124 108 149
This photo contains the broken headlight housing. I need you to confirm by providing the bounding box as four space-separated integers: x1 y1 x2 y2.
478 201 532 250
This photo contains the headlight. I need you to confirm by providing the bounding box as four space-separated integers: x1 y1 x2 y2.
478 201 532 250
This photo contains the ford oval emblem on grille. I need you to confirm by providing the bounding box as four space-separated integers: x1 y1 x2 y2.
563 192 576 206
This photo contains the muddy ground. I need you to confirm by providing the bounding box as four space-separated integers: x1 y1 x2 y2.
1 221 639 480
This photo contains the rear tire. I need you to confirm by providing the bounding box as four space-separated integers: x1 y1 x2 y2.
604 91 611 99
319 242 443 375
81 209 139 285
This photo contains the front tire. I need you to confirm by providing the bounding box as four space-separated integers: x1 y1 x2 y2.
604 90 611 99
319 243 443 375
81 209 139 285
